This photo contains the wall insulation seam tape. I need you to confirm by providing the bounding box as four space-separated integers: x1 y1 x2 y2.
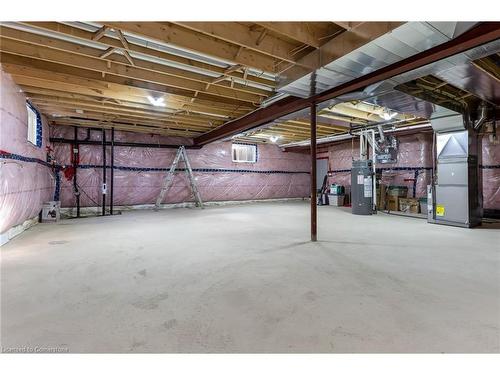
0 151 310 174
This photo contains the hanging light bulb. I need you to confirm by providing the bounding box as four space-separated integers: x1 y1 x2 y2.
269 135 280 143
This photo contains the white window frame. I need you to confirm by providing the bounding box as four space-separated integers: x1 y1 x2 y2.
26 103 39 147
231 143 257 163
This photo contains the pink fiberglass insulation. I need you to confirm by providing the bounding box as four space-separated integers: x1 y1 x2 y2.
50 126 311 208
377 132 433 198
482 135 500 209
0 71 55 233
325 132 433 199
321 132 500 207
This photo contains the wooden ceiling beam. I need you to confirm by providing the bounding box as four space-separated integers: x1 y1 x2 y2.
249 128 312 139
17 85 248 119
266 125 333 136
35 105 217 131
278 22 404 79
22 92 243 122
103 22 280 73
91 25 109 41
288 118 349 132
12 75 247 119
51 119 203 137
34 102 218 129
173 22 303 64
0 37 266 104
39 108 215 133
0 54 259 113
26 94 225 125
254 22 327 48
276 122 341 134
0 27 272 99
43 109 214 131
20 22 276 87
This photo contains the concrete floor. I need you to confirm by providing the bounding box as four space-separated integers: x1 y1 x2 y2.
1 201 499 353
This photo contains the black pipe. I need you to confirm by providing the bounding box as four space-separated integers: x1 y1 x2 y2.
73 126 80 218
102 129 106 216
49 137 201 149
110 127 114 216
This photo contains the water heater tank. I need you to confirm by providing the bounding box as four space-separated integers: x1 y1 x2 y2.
351 160 373 215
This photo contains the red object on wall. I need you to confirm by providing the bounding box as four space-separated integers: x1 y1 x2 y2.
63 166 75 181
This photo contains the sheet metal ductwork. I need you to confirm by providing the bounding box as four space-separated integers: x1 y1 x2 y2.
278 22 479 99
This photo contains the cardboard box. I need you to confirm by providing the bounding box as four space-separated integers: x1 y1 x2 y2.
328 194 344 206
376 183 387 210
387 196 398 211
399 198 420 213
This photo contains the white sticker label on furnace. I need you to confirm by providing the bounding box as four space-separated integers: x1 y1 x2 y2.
364 177 372 198
357 175 364 184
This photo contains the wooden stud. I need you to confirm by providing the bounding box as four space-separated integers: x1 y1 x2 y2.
91 25 109 41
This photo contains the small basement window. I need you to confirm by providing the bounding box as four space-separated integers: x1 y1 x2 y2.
26 102 42 147
232 143 257 163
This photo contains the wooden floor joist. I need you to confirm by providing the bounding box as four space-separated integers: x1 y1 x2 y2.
3 21 493 144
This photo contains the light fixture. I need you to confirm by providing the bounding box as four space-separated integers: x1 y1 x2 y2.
381 110 397 121
147 96 165 107
269 135 280 143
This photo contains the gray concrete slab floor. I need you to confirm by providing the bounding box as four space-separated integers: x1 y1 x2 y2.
1 201 499 353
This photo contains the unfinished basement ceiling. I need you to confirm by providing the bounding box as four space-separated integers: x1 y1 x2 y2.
231 22 499 146
0 21 352 138
237 100 427 145
1 21 497 146
0 21 409 143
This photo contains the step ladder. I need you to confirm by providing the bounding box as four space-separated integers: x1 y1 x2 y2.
155 146 204 209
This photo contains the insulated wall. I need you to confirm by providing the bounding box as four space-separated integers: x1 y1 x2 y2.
0 70 55 234
482 135 500 210
320 132 500 209
51 127 310 208
322 133 433 199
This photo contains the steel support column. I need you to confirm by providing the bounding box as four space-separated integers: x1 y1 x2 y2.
102 128 106 216
73 126 80 218
310 103 317 242
110 127 114 216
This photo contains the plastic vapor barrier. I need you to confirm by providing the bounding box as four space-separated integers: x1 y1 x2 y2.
482 135 500 210
0 71 55 233
325 133 434 199
323 131 500 207
51 127 311 208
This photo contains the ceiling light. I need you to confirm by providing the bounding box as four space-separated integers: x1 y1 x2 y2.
269 135 280 143
147 96 165 107
381 111 397 121
75 109 84 114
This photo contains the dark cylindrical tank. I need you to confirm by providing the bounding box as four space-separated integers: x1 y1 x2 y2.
351 160 373 215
